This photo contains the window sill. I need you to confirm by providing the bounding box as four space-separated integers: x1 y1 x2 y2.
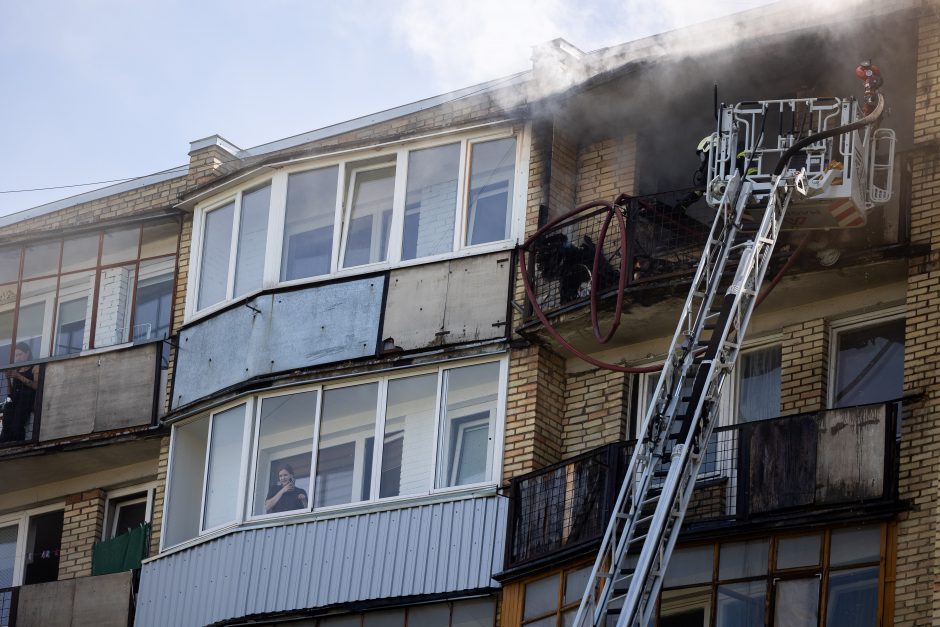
153 483 500 561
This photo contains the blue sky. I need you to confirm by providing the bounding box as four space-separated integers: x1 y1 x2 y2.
0 0 773 218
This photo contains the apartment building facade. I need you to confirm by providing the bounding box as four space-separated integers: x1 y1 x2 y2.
2 1 939 626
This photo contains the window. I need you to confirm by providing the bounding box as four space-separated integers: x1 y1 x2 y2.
163 358 505 546
190 129 523 317
832 317 904 408
315 598 495 626
103 488 154 540
0 219 179 363
736 344 781 422
521 565 592 626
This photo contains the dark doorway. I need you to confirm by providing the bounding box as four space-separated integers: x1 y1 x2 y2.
23 510 63 585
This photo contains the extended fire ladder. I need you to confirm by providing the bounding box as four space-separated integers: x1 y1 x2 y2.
572 87 891 626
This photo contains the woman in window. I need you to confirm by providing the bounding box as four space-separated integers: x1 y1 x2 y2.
0 343 39 443
264 464 308 514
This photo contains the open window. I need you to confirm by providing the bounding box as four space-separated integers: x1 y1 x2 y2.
341 163 396 269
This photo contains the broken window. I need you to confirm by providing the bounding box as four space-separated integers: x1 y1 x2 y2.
832 317 904 408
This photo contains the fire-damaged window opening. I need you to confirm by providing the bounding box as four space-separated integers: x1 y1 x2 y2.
161 357 507 550
188 128 526 321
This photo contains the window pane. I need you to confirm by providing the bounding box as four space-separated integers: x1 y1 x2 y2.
112 500 147 538
203 404 246 530
381 374 436 498
563 565 592 605
23 241 60 279
94 264 136 348
253 391 317 516
438 362 500 488
834 319 904 407
234 184 271 298
363 609 405 626
61 234 100 272
54 270 94 355
343 166 395 268
452 597 495 627
17 278 57 358
830 527 880 566
664 545 713 587
0 524 16 588
738 345 780 422
716 581 765 627
134 257 175 341
661 586 710 626
282 167 338 281
776 535 821 569
466 137 516 246
825 567 878 627
316 383 379 507
198 202 235 310
140 221 179 258
408 603 450 624
772 578 818 627
165 417 209 547
720 539 769 580
0 248 21 283
524 573 560 619
402 143 459 260
101 227 140 266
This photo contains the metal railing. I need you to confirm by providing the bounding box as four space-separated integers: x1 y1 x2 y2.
505 402 899 568
0 586 17 627
523 188 710 317
0 363 44 447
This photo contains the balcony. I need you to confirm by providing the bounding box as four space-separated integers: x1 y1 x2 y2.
0 341 163 448
0 571 135 627
503 402 899 571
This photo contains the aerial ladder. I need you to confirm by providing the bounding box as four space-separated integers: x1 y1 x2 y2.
570 63 895 627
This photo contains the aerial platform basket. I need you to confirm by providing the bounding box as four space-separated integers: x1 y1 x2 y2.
704 96 895 229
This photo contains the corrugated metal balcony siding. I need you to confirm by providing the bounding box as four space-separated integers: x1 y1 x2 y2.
136 496 507 627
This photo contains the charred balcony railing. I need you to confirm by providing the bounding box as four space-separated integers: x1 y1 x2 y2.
524 188 710 316
0 586 17 627
0 363 44 447
505 402 899 568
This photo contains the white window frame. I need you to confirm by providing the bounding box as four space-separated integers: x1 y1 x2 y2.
0 503 64 588
102 482 157 541
167 356 507 539
185 125 529 323
827 307 905 409
339 161 400 271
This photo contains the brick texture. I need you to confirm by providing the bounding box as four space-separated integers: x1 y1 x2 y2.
58 489 106 580
779 319 828 415
575 135 637 204
562 368 629 457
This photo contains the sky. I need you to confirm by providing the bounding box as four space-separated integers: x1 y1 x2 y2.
0 0 776 219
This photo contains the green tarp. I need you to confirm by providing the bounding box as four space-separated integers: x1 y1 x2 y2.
91 523 150 576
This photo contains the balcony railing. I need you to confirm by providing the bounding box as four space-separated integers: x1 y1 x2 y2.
523 188 710 317
0 586 17 627
505 402 899 568
0 363 44 447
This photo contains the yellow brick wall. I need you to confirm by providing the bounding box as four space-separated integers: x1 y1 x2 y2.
895 6 940 624
561 367 629 457
779 319 828 415
575 135 637 204
58 489 106 580
149 436 171 556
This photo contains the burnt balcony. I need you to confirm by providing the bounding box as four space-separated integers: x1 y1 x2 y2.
503 402 900 571
0 341 164 449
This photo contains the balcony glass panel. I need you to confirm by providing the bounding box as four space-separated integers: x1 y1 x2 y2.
773 578 819 627
316 383 379 507
140 221 179 258
18 278 56 358
198 202 235 311
738 345 781 422
0 285 15 366
720 539 769 580
776 534 821 569
54 270 94 355
134 257 174 341
438 362 500 488
0 525 16 587
234 184 271 298
281 167 338 281
22 241 60 279
716 581 765 627
61 234 100 272
101 227 140 266
253 390 317 516
0 248 21 283
466 137 515 246
343 165 395 268
663 545 713 587
830 527 880 567
381 373 436 498
203 404 247 530
825 567 878 627
402 143 460 260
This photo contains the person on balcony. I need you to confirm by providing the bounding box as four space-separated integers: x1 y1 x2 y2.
264 464 308 513
0 343 39 443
